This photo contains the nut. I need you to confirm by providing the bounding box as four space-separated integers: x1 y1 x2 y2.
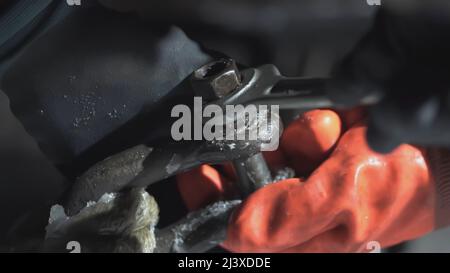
191 59 241 101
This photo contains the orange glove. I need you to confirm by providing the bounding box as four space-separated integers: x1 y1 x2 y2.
177 109 446 252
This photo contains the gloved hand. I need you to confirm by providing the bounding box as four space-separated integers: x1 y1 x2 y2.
177 109 450 252
327 1 450 153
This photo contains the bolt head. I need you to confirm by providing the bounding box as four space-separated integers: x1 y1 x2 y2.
191 59 241 101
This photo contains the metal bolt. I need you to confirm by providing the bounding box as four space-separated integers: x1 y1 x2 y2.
191 59 241 101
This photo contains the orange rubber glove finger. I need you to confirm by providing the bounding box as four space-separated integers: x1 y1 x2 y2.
279 109 341 175
176 165 237 211
223 124 437 253
177 109 342 211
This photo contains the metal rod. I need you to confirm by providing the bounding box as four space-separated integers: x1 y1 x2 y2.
233 153 272 198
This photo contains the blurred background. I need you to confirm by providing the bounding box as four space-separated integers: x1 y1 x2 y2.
0 0 449 252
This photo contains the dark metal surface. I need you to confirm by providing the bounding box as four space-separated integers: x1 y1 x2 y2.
154 200 241 253
216 64 380 110
233 153 272 197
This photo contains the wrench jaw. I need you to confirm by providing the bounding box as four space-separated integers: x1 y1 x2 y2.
219 65 282 107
